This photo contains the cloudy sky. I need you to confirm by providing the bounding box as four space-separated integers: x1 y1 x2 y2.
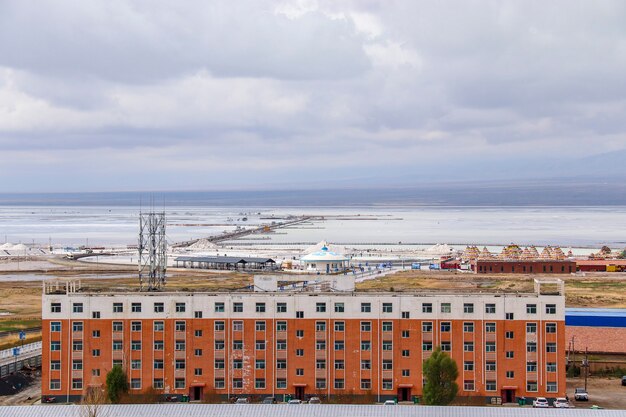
1 0 625 192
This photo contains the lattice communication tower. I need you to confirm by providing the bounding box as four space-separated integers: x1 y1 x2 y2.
138 211 167 291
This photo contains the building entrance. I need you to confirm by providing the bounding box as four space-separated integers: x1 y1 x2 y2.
295 386 306 400
502 389 515 403
398 387 411 402
190 386 202 401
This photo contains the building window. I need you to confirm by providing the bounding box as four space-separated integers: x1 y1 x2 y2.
154 340 164 350
72 360 83 370
527 342 537 352
526 381 538 392
441 303 451 313
334 321 345 331
175 340 185 351
175 321 186 331
402 330 410 338
296 330 304 338
316 341 326 350
526 323 537 333
131 341 141 351
175 379 186 389
194 311 202 318
154 360 164 369
112 322 123 332
194 348 202 356
233 321 243 331
506 351 514 358
175 360 185 370
402 349 410 357
422 322 433 332
464 303 474 313
72 341 83 351
361 379 371 390
233 359 243 369
334 341 345 351
485 322 496 332
255 379 266 389
334 360 345 370
382 380 393 390
175 302 186 313
154 303 164 313
194 368 202 376
486 361 496 371
316 302 326 312
334 379 344 389
546 382 557 392
422 342 433 351
546 304 556 314
382 360 393 370
112 340 122 351
361 341 371 351
441 342 451 352
547 362 557 372
506 312 514 320
92 369 100 376
316 321 326 331
505 331 514 339
276 321 287 331
276 302 287 313
546 323 557 333
255 340 265 350
296 368 304 376
255 321 266 331
113 303 123 313
422 303 432 313
334 302 344 313
361 303 371 313
464 380 475 391
213 359 225 369
232 340 243 350
233 302 243 313
214 341 225 350
131 321 141 332
214 302 225 312
526 304 537 314
277 359 287 369
382 303 392 313
276 340 287 350
546 342 557 353
73 322 84 332
51 322 61 332
464 361 474 371
194 329 202 337
296 349 304 356
50 379 61 390
296 311 304 318
92 349 100 357
92 311 100 319
232 379 242 389
438 321 450 332
51 361 61 370
402 369 410 377
73 303 83 313
402 311 410 319
506 371 515 378
131 303 141 313
485 304 496 314
51 303 61 313
463 322 474 333
72 379 83 390
131 360 141 370
382 341 393 351
485 342 496 352
464 342 474 352
153 379 164 389
486 380 496 391
277 379 287 389
315 379 326 389
255 302 266 313
361 321 371 332
526 362 537 372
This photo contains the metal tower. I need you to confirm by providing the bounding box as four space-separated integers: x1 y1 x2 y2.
138 211 167 291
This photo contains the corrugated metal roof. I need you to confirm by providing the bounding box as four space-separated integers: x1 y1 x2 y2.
174 256 275 264
0 404 623 417
565 308 626 328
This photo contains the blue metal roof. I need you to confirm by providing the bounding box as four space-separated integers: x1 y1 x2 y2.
565 308 626 328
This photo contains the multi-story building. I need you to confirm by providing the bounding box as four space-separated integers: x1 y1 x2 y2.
42 279 565 404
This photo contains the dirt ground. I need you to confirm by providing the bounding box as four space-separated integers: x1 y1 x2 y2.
566 376 626 409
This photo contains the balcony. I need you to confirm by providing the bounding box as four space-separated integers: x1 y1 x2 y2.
382 331 393 340
276 369 287 379
315 368 326 378
276 350 287 360
382 370 393 380
174 369 186 379
275 331 287 340
485 371 497 380
315 331 326 340
214 369 225 378
382 351 393 360
72 331 83 340
214 351 225 360
422 333 433 342
71 370 83 379
527 352 537 362
174 350 186 360
214 331 225 340
422 351 433 360
485 352 497 361
175 331 186 340
315 350 327 360
485 333 496 342
112 331 123 340
112 351 124 360
71 351 83 360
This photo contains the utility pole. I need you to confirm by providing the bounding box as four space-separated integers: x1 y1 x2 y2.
583 347 589 391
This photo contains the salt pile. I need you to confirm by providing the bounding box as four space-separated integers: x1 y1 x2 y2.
11 243 29 251
425 243 453 255
0 243 14 250
188 239 218 250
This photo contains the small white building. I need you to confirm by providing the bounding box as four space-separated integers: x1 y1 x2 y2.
300 246 349 273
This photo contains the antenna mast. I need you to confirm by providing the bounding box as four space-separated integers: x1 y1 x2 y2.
138 210 167 291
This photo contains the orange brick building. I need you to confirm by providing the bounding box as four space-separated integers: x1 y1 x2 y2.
42 281 565 404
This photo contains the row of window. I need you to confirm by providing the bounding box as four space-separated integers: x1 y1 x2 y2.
50 301 558 316
50 376 558 393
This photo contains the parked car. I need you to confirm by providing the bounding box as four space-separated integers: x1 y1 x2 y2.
42 396 56 403
621 376 626 386
288 399 302 404
533 397 549 408
574 388 589 401
308 397 322 404
554 398 570 408
235 397 249 404
164 395 179 402
262 396 277 404
383 400 396 405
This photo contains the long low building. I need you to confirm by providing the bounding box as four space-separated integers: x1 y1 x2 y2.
174 256 277 271
41 280 566 404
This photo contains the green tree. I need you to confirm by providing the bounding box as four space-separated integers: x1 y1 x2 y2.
105 365 128 403
422 347 459 405
617 249 626 259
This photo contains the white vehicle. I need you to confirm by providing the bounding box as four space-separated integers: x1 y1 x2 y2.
554 398 570 408
288 399 302 404
384 400 396 405
574 388 589 401
533 397 549 408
